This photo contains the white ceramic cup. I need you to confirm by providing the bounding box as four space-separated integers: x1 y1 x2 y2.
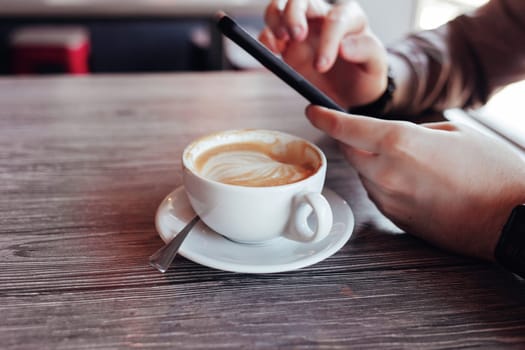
182 129 333 244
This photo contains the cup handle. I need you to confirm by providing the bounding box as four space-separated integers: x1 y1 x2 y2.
285 192 333 243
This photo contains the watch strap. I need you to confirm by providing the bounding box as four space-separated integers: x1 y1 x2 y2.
349 67 395 117
495 204 525 278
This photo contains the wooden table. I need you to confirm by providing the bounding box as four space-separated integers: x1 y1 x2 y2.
1 72 524 349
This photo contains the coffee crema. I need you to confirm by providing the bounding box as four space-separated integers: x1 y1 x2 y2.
193 140 321 187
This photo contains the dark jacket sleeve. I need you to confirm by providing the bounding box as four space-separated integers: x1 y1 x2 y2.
387 0 525 115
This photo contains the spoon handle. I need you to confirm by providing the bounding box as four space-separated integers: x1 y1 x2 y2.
149 216 200 273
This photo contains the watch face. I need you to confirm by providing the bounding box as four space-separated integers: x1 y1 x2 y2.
495 204 525 278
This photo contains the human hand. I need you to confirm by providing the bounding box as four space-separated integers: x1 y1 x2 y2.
259 0 388 109
306 105 525 260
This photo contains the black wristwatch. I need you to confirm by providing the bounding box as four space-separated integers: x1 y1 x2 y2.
349 67 396 117
494 204 525 278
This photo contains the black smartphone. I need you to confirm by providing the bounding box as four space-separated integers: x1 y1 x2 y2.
216 13 345 112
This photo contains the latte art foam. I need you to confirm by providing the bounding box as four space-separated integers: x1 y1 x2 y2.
194 141 320 187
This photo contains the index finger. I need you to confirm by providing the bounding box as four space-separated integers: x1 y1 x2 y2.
305 105 410 153
265 0 289 39
317 1 367 72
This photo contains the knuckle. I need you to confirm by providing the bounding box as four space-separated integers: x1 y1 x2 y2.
345 0 366 17
285 0 307 16
378 122 413 154
327 6 350 23
334 1 368 30
270 0 287 12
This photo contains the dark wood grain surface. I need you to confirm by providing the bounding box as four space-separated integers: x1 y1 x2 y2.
1 72 524 350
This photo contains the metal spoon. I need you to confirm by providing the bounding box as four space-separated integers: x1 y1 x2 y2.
149 216 200 273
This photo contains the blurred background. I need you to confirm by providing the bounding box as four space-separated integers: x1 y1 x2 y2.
0 0 488 76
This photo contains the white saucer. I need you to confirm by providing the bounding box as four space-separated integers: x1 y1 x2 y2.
155 186 355 274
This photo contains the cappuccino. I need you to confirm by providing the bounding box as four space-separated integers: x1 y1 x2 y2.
194 140 321 187
182 129 332 243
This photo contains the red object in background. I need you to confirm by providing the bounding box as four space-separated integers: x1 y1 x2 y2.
10 26 90 75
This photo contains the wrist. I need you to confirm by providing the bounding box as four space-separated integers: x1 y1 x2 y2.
349 66 395 117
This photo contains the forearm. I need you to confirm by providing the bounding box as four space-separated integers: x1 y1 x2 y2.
386 0 525 116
